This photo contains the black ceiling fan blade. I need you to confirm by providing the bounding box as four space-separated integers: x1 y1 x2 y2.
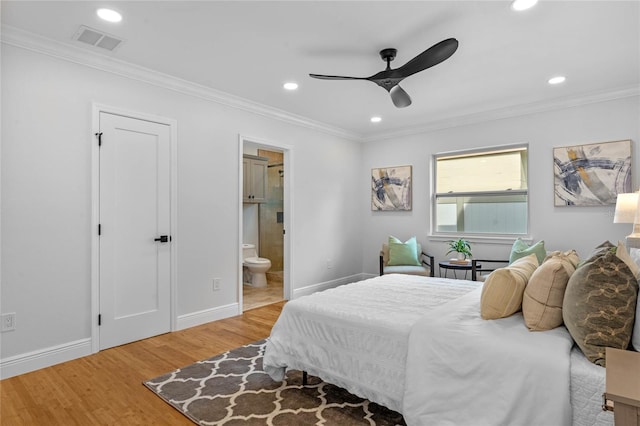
310 39 457 107
396 38 459 78
309 73 367 80
390 85 412 108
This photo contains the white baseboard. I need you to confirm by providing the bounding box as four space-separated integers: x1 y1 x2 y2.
0 338 92 380
0 277 370 380
176 303 240 330
292 273 367 299
0 303 240 379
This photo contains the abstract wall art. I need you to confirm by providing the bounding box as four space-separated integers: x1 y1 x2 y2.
553 139 631 206
371 165 412 211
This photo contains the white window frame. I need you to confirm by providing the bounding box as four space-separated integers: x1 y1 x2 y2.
430 143 530 241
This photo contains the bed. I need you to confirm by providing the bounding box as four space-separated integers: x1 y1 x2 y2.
263 273 614 426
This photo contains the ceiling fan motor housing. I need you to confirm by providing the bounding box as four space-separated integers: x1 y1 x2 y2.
379 48 397 62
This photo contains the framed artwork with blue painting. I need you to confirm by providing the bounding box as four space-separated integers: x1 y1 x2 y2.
371 165 412 210
553 139 631 206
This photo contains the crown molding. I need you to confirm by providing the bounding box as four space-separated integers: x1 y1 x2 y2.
362 84 640 143
3 25 637 145
1 25 361 142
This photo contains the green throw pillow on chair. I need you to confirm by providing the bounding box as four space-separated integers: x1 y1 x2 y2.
388 236 421 266
510 238 546 264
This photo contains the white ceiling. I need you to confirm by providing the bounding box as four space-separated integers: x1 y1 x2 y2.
2 1 639 139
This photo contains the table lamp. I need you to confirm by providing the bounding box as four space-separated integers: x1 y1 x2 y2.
614 192 640 249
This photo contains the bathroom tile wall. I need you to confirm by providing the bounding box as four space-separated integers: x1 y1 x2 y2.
258 149 284 271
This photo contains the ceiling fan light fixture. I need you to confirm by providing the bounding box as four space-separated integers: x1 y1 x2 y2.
390 85 412 108
283 82 298 91
511 0 538 11
97 8 122 23
548 75 566 85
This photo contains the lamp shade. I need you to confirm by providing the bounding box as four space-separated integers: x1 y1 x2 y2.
614 193 639 223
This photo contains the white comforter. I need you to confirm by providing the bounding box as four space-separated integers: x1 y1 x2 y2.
263 274 480 412
403 287 575 426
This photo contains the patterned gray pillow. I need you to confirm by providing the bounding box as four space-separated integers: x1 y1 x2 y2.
563 248 638 366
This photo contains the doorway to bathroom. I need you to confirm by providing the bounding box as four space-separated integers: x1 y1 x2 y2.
240 137 290 312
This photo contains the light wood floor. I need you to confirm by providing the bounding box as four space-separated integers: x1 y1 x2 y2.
243 271 284 311
0 302 285 426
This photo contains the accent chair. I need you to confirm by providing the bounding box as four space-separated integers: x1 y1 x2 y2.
379 243 435 277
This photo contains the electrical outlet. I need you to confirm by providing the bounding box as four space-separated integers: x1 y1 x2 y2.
326 259 333 269
213 278 221 291
1 313 16 332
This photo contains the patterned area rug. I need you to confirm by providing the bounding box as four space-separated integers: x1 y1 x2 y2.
144 339 406 425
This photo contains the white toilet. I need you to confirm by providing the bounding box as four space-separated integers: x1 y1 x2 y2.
242 244 271 288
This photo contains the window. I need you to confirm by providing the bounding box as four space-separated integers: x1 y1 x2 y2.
433 145 528 236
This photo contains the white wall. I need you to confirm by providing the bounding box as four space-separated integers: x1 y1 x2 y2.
360 96 640 275
0 44 364 370
3 36 637 378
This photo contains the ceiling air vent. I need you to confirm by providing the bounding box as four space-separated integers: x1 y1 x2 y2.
72 25 124 51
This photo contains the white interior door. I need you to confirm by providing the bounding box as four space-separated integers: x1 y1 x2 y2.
99 112 171 350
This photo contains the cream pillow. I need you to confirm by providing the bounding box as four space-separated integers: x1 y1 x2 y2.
480 254 539 320
522 250 579 331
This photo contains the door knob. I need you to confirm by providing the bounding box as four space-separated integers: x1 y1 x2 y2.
154 235 169 243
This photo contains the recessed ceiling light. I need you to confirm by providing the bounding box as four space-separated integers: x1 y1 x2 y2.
283 82 298 91
370 116 382 123
97 8 122 23
548 76 566 85
511 0 538 11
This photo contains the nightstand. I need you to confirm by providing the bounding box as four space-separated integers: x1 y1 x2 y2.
604 348 640 426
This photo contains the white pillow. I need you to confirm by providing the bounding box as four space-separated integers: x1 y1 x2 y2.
624 243 640 351
633 302 640 351
616 241 640 279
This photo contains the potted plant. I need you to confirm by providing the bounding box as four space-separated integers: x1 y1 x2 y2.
446 238 472 261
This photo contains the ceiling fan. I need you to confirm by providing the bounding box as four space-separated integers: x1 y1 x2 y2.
309 38 459 108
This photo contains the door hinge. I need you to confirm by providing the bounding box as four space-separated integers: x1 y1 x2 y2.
95 132 103 146
98 314 102 326
283 229 286 235
98 224 101 235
